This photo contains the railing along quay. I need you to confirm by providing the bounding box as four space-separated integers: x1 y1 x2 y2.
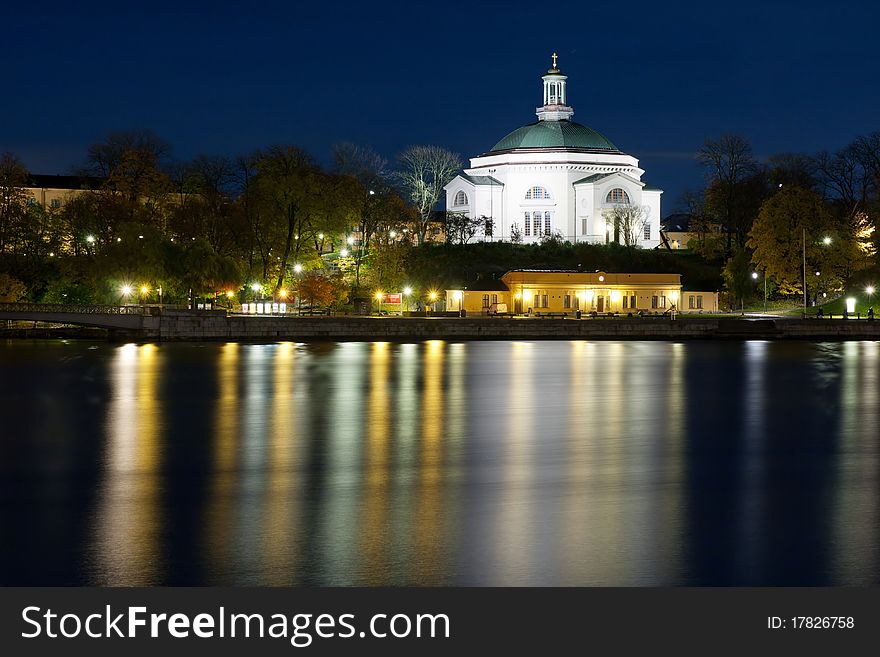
0 302 153 315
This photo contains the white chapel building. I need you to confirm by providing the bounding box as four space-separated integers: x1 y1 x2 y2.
444 55 662 247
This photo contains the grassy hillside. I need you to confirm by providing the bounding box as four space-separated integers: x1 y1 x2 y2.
403 242 723 292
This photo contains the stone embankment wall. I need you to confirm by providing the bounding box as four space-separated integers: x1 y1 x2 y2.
110 314 880 341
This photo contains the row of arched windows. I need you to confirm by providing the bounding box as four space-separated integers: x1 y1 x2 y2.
455 186 630 205
524 186 629 203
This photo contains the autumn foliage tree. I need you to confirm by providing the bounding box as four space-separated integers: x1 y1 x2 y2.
297 270 337 310
748 186 866 296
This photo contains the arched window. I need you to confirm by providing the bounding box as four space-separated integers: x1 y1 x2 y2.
453 190 468 206
525 186 551 200
605 188 630 204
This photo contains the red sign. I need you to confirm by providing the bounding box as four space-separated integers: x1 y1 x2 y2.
385 293 402 304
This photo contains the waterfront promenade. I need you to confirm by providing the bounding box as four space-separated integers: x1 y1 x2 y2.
3 304 880 341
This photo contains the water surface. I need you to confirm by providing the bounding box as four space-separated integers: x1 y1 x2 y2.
1 339 878 585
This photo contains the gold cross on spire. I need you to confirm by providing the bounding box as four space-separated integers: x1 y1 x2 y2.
552 52 558 68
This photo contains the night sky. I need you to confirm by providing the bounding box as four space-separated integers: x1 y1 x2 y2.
3 0 878 210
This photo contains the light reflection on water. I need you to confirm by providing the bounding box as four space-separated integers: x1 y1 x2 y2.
0 339 878 586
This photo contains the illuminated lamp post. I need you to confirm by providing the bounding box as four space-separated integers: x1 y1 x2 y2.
752 271 767 313
293 263 303 314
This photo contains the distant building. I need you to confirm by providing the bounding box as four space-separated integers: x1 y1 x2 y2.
19 174 101 209
659 213 731 252
444 54 662 247
660 213 695 250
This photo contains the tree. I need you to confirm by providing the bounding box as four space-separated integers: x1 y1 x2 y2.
814 133 880 258
602 204 646 247
510 223 523 244
396 146 461 245
0 153 30 254
368 242 410 290
332 142 387 252
767 153 818 191
175 238 240 305
722 248 754 310
697 134 758 252
747 186 863 297
81 130 173 235
298 270 336 310
482 217 496 240
0 273 26 301
445 211 483 245
168 154 236 254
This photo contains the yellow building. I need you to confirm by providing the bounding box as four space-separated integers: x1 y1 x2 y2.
447 269 686 315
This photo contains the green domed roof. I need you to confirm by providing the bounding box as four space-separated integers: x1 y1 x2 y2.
490 120 618 153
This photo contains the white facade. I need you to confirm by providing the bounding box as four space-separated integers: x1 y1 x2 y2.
445 58 662 248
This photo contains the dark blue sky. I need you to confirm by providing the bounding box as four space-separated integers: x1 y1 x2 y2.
3 0 878 211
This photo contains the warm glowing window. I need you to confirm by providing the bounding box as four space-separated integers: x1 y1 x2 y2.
525 186 551 200
453 190 468 206
606 188 630 204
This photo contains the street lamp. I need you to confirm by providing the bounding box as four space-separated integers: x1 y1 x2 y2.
340 248 349 257
293 263 303 274
752 271 767 313
375 291 384 315
120 284 132 304
403 286 412 312
803 229 834 313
